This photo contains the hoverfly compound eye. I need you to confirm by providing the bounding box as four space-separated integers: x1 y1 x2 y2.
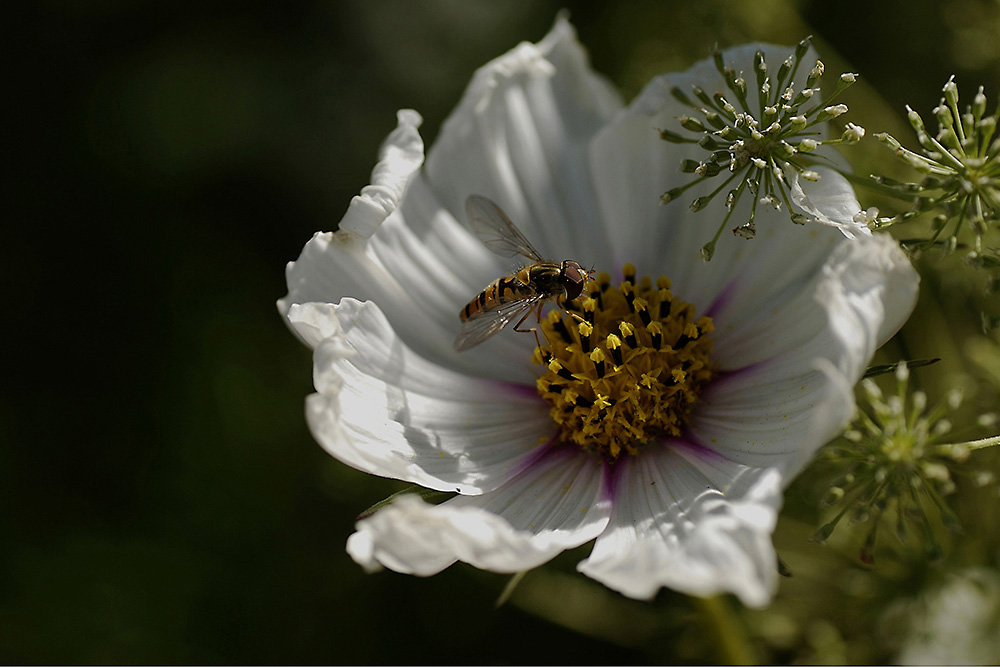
562 261 586 301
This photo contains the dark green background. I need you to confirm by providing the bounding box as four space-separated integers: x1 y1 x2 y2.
6 0 1000 663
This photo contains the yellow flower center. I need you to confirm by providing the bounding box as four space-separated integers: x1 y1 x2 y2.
533 264 716 459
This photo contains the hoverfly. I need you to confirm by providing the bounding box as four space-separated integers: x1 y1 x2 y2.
454 195 590 352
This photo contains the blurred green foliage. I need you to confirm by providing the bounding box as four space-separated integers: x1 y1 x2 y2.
5 0 1000 663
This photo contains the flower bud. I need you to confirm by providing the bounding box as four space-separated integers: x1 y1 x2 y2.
942 75 958 107
679 115 706 132
841 122 865 144
973 86 987 118
658 128 686 143
824 104 848 118
690 196 710 212
680 159 701 173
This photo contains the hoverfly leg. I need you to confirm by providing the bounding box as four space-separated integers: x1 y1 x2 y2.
512 302 547 352
556 294 588 326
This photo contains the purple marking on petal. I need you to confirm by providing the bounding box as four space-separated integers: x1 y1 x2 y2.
489 379 544 401
668 436 733 464
603 448 641 503
704 359 770 388
602 455 619 501
705 276 740 320
507 432 561 478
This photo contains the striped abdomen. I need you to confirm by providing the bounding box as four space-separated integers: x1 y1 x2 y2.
460 271 535 321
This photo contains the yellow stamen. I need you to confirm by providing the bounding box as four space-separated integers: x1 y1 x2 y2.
533 267 715 459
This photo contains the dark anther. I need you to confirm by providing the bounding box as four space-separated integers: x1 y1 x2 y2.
551 317 571 341
637 306 651 327
556 365 576 381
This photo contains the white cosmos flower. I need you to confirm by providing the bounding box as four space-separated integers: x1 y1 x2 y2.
279 18 918 607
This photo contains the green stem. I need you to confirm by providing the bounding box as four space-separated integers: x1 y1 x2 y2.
962 434 1000 450
691 595 758 665
839 171 925 200
494 570 528 608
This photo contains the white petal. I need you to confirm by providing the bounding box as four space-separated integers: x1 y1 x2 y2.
277 108 453 344
445 445 610 544
348 447 610 575
280 18 625 381
283 178 535 382
789 166 873 239
299 298 553 494
691 233 917 472
690 361 856 474
711 233 917 370
347 494 519 575
423 14 623 269
343 108 426 239
278 106 521 380
578 444 782 607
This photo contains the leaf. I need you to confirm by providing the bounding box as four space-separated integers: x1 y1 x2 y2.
356 485 455 520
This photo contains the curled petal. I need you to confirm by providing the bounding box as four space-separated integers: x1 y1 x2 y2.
347 494 551 575
279 18 625 380
349 447 610 575
788 166 873 239
296 299 553 495
424 14 623 267
578 445 782 607
343 109 426 239
692 233 917 473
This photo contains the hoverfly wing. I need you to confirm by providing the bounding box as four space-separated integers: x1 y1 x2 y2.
465 195 544 262
453 293 546 352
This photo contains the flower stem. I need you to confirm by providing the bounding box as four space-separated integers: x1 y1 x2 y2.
691 595 758 665
963 434 1000 450
494 570 528 608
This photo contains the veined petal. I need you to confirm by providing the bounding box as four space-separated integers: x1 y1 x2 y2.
578 444 782 607
691 233 918 472
788 166 872 239
347 447 610 575
347 494 534 576
445 445 610 546
278 109 525 381
689 361 855 475
277 109 449 342
711 233 917 371
283 178 536 382
423 14 623 270
296 299 552 495
280 18 625 380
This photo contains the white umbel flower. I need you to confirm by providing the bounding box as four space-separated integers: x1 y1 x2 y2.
279 18 918 608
